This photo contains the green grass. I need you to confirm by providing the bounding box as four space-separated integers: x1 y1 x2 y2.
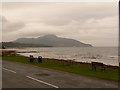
2 55 119 82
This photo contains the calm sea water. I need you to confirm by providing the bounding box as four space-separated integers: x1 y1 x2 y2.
14 47 118 66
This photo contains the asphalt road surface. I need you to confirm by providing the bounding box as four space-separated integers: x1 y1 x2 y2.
2 60 118 88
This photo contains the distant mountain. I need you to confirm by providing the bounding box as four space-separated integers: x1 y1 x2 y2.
1 42 52 48
13 34 92 47
14 34 92 47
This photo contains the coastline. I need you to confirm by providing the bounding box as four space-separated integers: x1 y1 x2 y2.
17 54 119 69
2 49 119 69
44 58 119 69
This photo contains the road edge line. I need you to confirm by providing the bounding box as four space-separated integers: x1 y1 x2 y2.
26 75 59 88
2 68 17 73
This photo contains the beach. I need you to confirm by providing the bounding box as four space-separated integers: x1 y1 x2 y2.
14 47 119 66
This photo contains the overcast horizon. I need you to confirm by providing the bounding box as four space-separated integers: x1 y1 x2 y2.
1 2 119 47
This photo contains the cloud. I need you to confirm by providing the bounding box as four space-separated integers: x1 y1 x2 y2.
2 16 25 33
2 2 118 46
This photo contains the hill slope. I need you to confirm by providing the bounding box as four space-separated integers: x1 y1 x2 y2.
14 34 92 47
1 42 52 48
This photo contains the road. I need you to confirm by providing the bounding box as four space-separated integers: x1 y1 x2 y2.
2 60 118 88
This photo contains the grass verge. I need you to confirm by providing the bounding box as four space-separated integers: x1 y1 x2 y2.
2 55 119 82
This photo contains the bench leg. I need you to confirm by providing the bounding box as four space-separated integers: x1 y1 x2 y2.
92 66 96 71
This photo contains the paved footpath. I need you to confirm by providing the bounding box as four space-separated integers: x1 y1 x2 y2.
2 60 118 88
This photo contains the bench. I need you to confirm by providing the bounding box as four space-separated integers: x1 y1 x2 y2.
91 62 106 72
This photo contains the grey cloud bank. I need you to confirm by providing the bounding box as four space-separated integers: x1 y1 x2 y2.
2 2 118 47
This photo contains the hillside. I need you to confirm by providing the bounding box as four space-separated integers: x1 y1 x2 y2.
1 42 52 48
14 34 92 47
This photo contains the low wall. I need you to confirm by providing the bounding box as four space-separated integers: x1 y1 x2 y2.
2 50 16 56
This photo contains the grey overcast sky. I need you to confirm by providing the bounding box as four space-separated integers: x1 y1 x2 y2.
2 2 118 47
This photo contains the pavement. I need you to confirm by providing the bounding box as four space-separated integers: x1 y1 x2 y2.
2 60 118 88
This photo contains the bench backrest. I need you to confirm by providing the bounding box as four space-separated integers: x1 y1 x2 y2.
92 62 103 66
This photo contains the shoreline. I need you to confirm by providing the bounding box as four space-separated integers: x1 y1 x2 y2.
1 49 119 69
17 54 119 69
44 58 119 69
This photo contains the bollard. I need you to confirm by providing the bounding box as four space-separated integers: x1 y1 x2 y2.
38 56 42 63
29 55 34 62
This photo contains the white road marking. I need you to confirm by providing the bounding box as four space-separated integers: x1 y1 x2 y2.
2 68 16 73
26 76 59 88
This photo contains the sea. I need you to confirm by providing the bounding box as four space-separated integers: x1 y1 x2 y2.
7 47 119 66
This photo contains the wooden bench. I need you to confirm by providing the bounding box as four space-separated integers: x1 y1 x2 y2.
91 62 106 72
